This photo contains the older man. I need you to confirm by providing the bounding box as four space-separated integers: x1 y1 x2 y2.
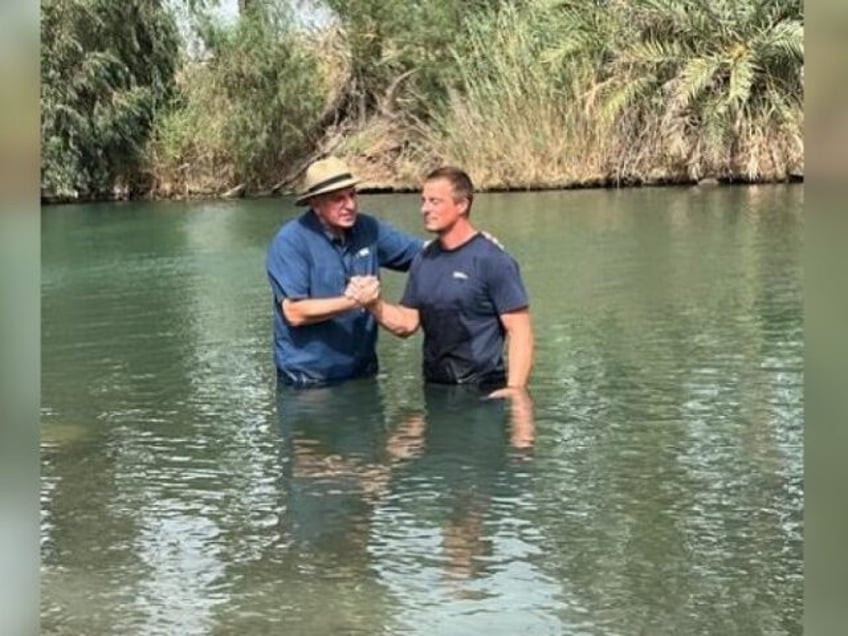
266 157 423 387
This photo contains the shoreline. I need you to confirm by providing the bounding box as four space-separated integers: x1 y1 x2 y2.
41 173 804 206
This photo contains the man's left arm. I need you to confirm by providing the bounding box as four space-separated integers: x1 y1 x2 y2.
499 308 534 390
485 250 533 399
376 221 425 271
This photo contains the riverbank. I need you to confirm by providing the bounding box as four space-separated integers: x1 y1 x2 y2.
41 167 804 205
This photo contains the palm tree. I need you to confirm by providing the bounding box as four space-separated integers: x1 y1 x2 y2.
586 0 803 181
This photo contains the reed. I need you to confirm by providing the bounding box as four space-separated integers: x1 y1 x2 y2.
417 4 610 189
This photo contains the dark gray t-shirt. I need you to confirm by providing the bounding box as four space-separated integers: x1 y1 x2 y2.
400 234 529 387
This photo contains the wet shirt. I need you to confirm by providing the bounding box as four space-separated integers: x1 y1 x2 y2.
267 210 423 386
400 233 529 387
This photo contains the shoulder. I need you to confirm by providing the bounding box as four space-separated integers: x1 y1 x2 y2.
355 212 380 231
409 248 427 269
269 214 310 253
274 213 309 239
421 240 441 258
473 233 515 261
415 240 450 267
409 243 432 275
471 235 521 276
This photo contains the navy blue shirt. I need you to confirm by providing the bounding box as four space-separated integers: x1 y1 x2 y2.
267 210 423 386
400 233 529 387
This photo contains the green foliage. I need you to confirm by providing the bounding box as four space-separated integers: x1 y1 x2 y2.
41 0 180 197
41 0 804 197
150 4 325 191
322 0 520 117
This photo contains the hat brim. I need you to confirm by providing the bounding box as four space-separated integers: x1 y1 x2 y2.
295 177 360 205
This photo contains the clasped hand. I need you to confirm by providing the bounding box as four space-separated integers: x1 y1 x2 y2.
344 275 381 307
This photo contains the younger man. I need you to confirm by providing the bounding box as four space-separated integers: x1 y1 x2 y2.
348 167 534 398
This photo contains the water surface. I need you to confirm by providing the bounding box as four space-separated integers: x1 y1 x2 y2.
41 185 803 635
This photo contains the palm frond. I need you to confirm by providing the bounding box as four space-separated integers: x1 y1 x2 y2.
727 51 757 109
759 20 804 61
668 55 722 113
600 75 654 123
620 38 682 68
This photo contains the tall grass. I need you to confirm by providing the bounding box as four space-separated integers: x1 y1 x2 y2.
418 4 610 188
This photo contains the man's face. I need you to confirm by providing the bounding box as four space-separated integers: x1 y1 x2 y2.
420 178 468 234
311 187 358 234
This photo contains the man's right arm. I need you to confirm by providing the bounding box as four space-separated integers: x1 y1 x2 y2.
366 299 420 338
269 232 360 327
281 296 359 327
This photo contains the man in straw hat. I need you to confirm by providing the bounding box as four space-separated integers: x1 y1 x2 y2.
266 156 424 387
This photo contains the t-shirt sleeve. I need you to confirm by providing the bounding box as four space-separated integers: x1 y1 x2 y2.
267 234 310 303
376 221 425 272
487 252 529 314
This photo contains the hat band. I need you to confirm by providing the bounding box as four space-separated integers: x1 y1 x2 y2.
304 172 355 196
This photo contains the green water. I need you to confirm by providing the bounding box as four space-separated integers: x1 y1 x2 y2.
41 185 803 635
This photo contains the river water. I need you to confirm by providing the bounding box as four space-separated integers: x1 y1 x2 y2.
41 185 803 635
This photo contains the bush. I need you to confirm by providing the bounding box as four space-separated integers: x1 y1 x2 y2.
149 5 328 195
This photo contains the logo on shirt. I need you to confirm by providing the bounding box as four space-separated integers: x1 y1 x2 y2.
356 247 371 258
452 271 469 280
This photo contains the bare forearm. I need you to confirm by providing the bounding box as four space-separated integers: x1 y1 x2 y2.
507 334 533 387
281 296 358 326
368 300 419 337
505 320 534 388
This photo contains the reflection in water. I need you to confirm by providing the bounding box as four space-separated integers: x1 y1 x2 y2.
367 386 562 634
417 387 535 585
274 380 411 634
278 380 403 550
274 381 552 634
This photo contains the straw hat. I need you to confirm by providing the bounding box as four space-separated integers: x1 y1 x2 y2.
295 156 360 205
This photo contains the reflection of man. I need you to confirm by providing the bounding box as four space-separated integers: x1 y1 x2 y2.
347 167 534 399
276 380 425 557
411 385 535 582
266 157 423 387
441 495 491 581
273 379 426 632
